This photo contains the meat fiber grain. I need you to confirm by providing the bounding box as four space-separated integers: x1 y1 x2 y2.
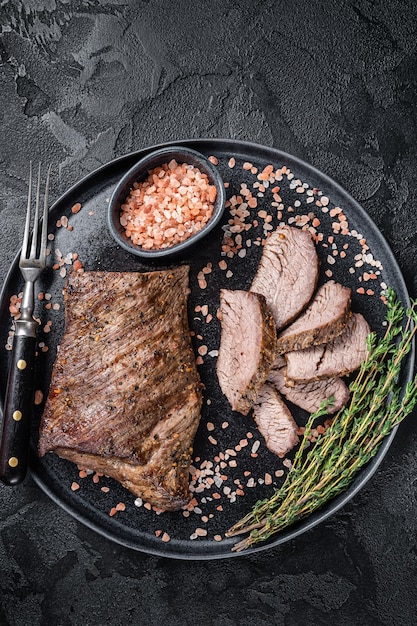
216 289 277 415
254 383 299 457
267 355 350 414
285 313 370 382
250 225 319 331
38 267 202 511
276 281 352 354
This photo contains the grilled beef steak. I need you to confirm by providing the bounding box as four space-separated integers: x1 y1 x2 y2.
216 289 277 415
250 225 319 330
254 383 299 457
267 355 350 414
285 313 370 382
38 267 203 511
276 281 352 354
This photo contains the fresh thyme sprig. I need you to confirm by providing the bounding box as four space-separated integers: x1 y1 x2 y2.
226 289 417 551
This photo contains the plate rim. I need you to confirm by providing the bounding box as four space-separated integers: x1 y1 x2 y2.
1 138 413 560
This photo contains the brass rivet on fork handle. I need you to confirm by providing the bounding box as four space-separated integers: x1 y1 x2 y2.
0 163 51 485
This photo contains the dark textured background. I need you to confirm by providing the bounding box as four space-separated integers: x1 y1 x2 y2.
1 1 417 624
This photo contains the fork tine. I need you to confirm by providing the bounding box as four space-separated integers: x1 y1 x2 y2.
29 162 42 260
40 164 52 260
20 162 33 262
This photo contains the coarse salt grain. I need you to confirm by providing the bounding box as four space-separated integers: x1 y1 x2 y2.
251 440 260 454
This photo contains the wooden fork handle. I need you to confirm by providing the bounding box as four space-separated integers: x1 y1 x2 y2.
0 331 37 485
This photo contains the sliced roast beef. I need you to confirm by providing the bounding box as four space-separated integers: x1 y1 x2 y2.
216 289 277 415
267 355 350 414
285 313 370 382
254 383 299 457
38 267 203 511
250 225 319 330
276 281 352 354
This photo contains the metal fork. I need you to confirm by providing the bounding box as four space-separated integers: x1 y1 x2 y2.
0 163 51 485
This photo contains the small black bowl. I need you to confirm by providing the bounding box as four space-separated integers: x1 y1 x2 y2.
107 146 226 260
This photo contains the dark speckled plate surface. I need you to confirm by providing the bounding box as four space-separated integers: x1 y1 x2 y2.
0 139 413 560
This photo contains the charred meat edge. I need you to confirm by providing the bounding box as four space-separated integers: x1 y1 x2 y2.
276 281 352 354
285 312 370 383
267 355 350 415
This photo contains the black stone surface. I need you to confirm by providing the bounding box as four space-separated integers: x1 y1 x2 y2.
1 1 417 624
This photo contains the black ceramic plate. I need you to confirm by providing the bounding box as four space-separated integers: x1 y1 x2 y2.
0 139 413 560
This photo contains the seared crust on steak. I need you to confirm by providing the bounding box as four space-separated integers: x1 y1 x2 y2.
285 313 370 382
38 267 202 511
250 225 319 330
254 383 299 457
276 281 352 354
267 355 350 414
216 289 277 415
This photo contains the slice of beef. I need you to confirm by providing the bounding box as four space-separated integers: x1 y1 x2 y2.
285 313 370 382
250 225 319 330
276 281 352 354
254 383 299 457
38 266 203 512
267 355 350 414
216 289 277 415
